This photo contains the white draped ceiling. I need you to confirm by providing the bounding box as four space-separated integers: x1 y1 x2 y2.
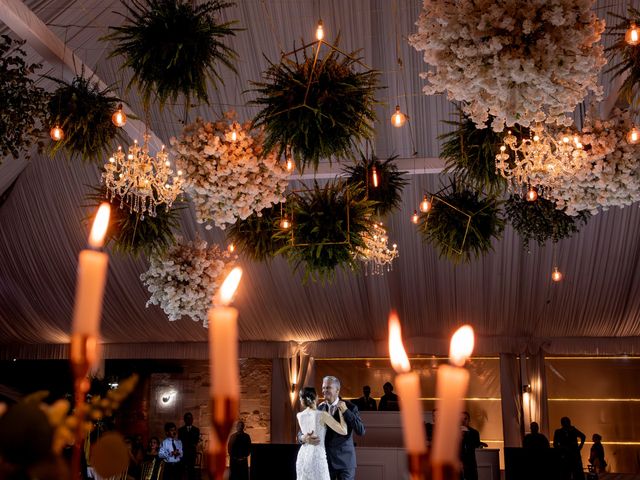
1 0 639 359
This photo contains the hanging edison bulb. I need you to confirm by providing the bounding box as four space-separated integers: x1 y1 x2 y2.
371 166 379 188
230 130 237 142
551 267 563 282
286 157 295 172
419 195 431 213
526 186 538 202
627 126 640 144
391 105 407 128
50 124 64 141
111 104 127 127
316 19 324 41
411 210 419 224
626 22 640 46
227 244 235 253
280 215 291 230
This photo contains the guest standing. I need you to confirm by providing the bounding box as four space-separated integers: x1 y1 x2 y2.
159 422 183 480
142 437 164 480
178 412 200 480
377 382 399 411
589 433 607 474
228 420 252 480
523 422 550 449
353 386 377 412
460 412 482 480
553 417 586 480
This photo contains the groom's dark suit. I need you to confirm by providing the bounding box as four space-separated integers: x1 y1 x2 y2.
318 399 365 480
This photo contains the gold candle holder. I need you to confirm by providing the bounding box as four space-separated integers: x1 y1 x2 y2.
208 396 239 480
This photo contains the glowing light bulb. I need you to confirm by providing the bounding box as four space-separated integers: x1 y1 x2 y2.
626 23 640 46
50 125 64 141
231 130 237 142
111 104 127 127
526 187 538 202
411 210 419 224
552 267 563 282
419 195 431 213
228 244 235 253
372 166 379 187
280 216 291 230
286 158 294 172
316 19 324 41
391 105 407 128
627 126 640 144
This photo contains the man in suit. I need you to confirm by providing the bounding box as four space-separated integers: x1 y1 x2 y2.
300 375 365 480
460 411 483 480
353 385 377 411
178 412 200 480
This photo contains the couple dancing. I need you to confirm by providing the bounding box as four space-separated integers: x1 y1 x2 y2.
296 376 365 480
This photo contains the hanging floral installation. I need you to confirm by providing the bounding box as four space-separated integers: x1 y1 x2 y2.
225 204 286 261
606 6 640 104
418 181 504 264
140 238 236 324
251 40 380 171
104 0 239 108
343 155 408 217
0 36 49 162
409 0 606 132
171 114 290 230
47 75 124 162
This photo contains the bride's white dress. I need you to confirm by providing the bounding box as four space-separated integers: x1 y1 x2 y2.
296 409 330 480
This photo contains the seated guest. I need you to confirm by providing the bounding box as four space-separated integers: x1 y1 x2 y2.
378 382 399 411
141 437 165 480
523 422 550 449
354 385 377 411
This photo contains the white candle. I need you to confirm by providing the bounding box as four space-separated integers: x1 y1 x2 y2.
388 312 427 454
71 203 110 337
432 325 475 466
208 267 243 399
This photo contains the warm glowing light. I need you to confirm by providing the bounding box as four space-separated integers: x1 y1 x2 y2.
218 267 243 306
627 126 640 144
419 195 431 213
626 23 640 46
280 216 291 230
50 125 64 141
88 203 111 249
391 105 407 128
372 166 379 188
552 267 563 282
227 243 235 253
111 104 127 127
231 130 237 142
388 312 410 373
411 210 419 224
316 19 324 41
286 158 294 172
449 325 474 367
526 187 538 202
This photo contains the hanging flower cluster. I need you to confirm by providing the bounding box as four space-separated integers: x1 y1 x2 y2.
409 0 606 132
140 238 236 324
171 113 290 229
529 109 640 216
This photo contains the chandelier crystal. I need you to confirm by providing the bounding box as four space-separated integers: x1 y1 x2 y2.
102 134 184 219
356 223 399 275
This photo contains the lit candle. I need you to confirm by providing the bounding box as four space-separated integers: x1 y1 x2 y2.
431 325 475 468
388 312 427 455
208 267 242 399
71 203 110 341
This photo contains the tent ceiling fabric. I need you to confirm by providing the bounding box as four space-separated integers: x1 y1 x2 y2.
1 0 639 359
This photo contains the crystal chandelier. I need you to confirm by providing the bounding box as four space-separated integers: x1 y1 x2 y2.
102 134 184 218
356 223 399 276
495 124 586 190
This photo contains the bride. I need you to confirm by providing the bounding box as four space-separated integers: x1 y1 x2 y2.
296 387 347 480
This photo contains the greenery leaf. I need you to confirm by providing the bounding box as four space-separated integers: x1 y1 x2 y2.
225 204 287 261
605 7 640 105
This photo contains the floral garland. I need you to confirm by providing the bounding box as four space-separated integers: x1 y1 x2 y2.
409 0 606 132
529 109 640 216
171 114 290 229
140 238 236 324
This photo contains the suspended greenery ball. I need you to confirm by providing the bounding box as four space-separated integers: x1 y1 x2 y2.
225 205 286 261
280 181 376 282
606 7 640 104
251 43 381 172
87 186 181 257
0 35 49 162
343 155 408 217
47 75 123 162
418 181 504 264
105 0 239 108
505 194 589 248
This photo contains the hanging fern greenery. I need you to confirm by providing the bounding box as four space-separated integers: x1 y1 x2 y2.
105 0 239 108
225 205 286 261
505 194 590 248
86 186 181 257
606 7 640 104
278 181 376 282
418 181 504 264
343 154 408 217
251 42 380 172
47 75 124 162
0 35 49 162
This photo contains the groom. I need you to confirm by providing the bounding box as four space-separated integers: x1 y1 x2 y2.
300 375 365 480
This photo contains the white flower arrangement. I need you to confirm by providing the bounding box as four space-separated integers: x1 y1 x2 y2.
140 237 236 325
530 109 640 216
171 113 290 229
409 0 606 132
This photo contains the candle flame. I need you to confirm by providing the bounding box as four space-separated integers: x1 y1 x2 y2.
88 203 111 249
218 267 243 306
388 311 411 373
449 325 474 367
